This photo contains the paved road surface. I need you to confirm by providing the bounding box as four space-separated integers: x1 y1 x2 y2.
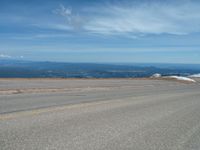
0 78 200 150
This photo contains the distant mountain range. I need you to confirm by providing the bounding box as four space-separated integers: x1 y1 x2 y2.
0 59 200 78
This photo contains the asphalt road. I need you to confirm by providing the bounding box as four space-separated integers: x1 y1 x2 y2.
0 78 200 150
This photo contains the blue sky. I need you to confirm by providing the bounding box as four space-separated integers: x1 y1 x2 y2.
0 0 200 64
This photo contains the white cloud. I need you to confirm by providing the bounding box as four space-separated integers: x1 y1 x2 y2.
33 23 73 31
0 54 12 58
0 54 24 59
54 1 200 37
83 1 200 36
53 4 84 30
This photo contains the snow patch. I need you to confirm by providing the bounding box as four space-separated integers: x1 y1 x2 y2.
189 73 200 78
165 76 196 82
151 73 162 78
151 73 196 82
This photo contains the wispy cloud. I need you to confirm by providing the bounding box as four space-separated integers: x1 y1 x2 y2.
84 1 200 35
0 54 12 58
53 4 84 30
54 1 200 36
2 1 200 38
0 54 24 59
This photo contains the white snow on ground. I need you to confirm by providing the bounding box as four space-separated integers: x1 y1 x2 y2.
151 73 162 78
189 73 200 78
151 73 196 82
165 76 196 82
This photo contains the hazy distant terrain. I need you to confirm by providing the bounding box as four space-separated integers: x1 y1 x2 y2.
0 59 200 78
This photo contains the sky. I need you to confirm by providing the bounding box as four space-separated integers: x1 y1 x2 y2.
0 0 200 64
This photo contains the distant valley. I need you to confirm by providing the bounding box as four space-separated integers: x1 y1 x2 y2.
0 59 200 78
